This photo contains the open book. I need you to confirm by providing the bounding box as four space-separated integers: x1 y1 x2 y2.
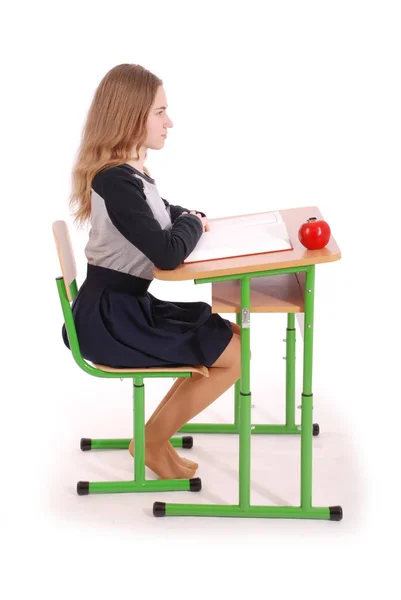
183 210 292 264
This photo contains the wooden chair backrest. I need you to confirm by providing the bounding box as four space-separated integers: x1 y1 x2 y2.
52 220 77 302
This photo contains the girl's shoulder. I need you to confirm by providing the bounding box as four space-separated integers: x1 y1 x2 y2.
94 162 134 181
92 163 145 197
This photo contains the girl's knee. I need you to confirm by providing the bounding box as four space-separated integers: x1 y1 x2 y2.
211 331 240 368
211 329 251 368
230 321 241 336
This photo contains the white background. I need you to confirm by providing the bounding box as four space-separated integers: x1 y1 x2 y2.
1 0 400 597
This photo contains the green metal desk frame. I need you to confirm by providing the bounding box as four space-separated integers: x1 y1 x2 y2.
153 264 343 521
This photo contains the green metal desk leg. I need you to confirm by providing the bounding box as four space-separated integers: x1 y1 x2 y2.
239 277 252 510
285 312 296 431
298 266 341 518
234 311 242 430
300 267 315 510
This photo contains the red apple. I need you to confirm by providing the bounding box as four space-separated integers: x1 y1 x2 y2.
298 217 331 250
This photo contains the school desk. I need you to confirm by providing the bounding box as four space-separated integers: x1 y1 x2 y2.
152 205 342 520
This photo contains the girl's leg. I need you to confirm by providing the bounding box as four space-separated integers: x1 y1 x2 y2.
144 334 242 478
145 321 241 427
145 376 185 429
129 321 243 471
230 320 241 336
129 376 199 469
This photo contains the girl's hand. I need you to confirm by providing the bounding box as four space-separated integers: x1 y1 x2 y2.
182 211 210 232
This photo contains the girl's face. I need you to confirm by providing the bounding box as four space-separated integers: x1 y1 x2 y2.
145 85 174 149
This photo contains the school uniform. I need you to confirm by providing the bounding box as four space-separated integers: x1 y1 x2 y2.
62 163 233 368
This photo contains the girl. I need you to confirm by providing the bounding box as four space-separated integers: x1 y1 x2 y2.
63 63 243 481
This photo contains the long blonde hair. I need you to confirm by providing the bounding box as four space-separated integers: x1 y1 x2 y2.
69 64 162 228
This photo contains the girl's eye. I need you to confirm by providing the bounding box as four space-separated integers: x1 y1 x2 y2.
158 111 164 115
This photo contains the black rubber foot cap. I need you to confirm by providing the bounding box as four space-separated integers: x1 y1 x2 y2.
189 477 202 492
182 436 193 449
80 438 92 451
329 506 343 521
153 502 166 517
313 424 320 436
77 481 89 496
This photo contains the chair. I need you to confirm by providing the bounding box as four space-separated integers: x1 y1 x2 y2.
52 220 207 496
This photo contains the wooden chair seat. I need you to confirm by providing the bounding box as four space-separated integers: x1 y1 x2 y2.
92 363 209 377
211 272 306 314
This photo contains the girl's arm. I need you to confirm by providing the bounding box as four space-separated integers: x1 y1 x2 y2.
92 166 204 270
161 198 206 222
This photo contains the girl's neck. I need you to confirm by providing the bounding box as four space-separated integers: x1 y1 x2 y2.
126 160 145 174
126 148 147 174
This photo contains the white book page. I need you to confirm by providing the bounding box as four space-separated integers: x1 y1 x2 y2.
184 211 292 264
207 210 283 232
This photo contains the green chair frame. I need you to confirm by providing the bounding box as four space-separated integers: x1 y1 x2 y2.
53 220 205 496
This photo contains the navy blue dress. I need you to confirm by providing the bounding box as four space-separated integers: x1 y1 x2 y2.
62 163 233 368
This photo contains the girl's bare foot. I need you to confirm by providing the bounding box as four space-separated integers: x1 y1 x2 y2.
166 443 199 470
146 443 196 479
128 440 197 479
129 439 198 470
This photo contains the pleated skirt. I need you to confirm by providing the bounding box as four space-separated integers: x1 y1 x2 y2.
62 263 234 368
